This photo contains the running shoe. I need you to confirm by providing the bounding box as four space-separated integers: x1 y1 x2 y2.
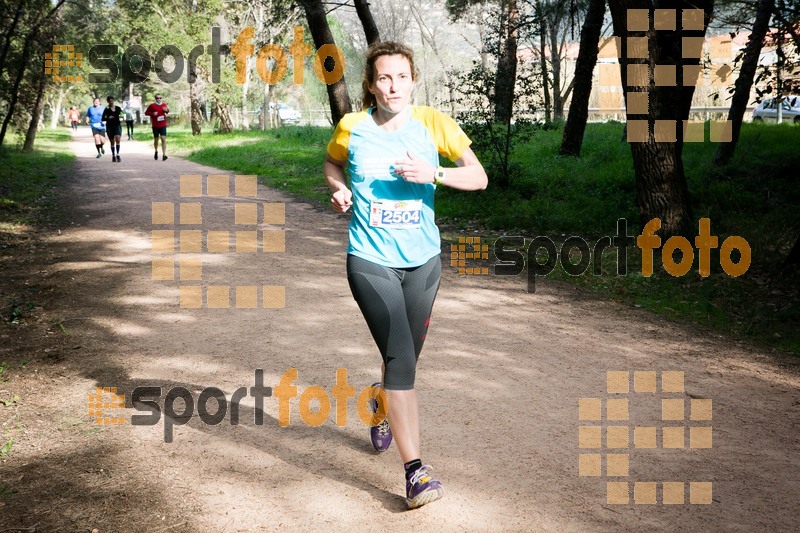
162 155 168 161
101 146 105 154
368 382 392 452
116 156 121 162
154 151 158 160
405 465 444 509
96 153 102 158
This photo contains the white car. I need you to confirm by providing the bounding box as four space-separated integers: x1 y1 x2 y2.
269 102 302 125
752 96 800 123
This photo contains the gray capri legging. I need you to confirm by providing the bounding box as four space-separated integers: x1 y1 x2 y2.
346 254 441 390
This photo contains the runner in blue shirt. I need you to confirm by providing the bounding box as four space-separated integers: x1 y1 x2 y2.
85 98 106 158
325 41 487 510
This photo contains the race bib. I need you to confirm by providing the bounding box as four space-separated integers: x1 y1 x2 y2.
157 115 165 122
369 200 422 229
91 122 105 130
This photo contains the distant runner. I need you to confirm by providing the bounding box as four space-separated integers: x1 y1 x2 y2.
69 106 80 131
145 94 169 161
85 98 106 159
124 102 136 140
102 96 123 163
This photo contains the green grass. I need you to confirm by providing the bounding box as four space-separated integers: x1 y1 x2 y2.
0 129 74 240
160 122 800 355
169 126 333 202
0 129 74 332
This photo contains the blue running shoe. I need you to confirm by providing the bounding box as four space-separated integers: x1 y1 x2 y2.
368 382 392 452
406 465 444 509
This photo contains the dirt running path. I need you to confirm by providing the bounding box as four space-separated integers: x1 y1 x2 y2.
1 127 799 532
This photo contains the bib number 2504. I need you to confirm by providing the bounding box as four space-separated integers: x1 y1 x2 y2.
370 200 423 229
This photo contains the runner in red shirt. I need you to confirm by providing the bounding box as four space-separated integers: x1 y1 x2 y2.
144 94 169 161
69 106 80 131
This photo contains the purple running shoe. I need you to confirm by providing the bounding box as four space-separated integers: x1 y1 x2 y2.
368 382 392 452
405 465 444 509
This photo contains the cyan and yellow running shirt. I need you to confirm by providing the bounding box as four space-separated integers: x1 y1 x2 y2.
327 106 472 268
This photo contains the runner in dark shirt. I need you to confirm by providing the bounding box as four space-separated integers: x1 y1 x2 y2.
102 96 123 162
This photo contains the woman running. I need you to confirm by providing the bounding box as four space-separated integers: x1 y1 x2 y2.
324 41 487 509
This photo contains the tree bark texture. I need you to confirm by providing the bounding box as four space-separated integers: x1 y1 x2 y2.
787 234 800 266
0 31 35 146
299 0 352 125
560 0 606 156
549 21 564 119
0 0 26 83
23 63 49 152
715 0 774 165
214 99 234 133
536 0 552 123
494 0 519 125
608 0 714 239
354 0 381 45
189 81 202 136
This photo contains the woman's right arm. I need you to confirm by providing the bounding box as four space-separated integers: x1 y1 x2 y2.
324 154 352 213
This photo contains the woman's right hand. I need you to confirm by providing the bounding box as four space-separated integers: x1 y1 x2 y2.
331 188 353 213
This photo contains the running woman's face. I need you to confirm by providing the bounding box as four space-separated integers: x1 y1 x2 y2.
93 99 100 106
369 54 414 117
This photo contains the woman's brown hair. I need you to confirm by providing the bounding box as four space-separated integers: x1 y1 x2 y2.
361 41 418 110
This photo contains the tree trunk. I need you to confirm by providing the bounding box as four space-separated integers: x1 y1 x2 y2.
262 83 271 129
787 235 800 266
410 3 455 115
50 85 70 129
188 61 202 135
536 0 552 124
0 0 27 82
560 0 606 156
608 0 714 239
0 0 66 85
214 99 234 133
715 0 774 165
189 82 202 136
241 56 251 131
477 14 490 70
0 31 36 146
354 0 380 45
299 0 352 125
549 21 564 120
23 64 48 151
494 0 519 125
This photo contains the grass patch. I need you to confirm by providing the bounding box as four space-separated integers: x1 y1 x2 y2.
0 128 73 331
164 121 800 355
169 126 333 203
0 438 12 457
0 129 74 242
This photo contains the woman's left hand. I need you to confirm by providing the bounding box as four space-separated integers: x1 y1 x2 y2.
394 151 435 184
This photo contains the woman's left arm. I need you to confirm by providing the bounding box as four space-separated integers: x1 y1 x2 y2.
395 147 487 191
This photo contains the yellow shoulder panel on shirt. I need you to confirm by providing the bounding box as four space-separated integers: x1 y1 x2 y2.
411 106 472 162
326 110 370 162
